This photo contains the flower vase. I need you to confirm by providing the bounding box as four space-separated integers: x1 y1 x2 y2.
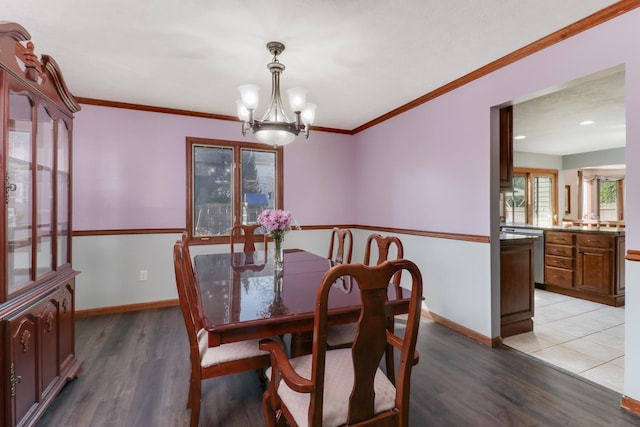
273 232 284 271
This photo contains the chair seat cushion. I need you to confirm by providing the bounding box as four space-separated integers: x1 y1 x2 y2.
326 323 357 347
267 348 396 427
197 329 274 367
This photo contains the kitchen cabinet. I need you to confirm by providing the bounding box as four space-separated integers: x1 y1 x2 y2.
576 233 624 300
0 22 82 427
544 229 624 306
544 232 575 289
500 236 535 338
499 106 513 190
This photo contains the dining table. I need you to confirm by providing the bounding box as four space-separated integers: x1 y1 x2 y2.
193 248 410 356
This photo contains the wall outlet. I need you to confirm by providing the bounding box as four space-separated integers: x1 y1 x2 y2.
139 270 148 281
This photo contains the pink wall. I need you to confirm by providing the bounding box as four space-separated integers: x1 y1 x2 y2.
353 8 640 248
72 105 354 230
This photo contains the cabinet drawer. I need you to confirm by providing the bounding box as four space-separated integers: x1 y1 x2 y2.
577 233 613 249
545 266 574 288
545 255 573 269
546 232 575 245
545 244 574 258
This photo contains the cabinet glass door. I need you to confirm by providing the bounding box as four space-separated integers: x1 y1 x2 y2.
57 121 70 267
7 92 34 293
36 104 55 278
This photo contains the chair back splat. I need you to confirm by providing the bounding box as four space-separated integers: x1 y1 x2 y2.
328 227 353 264
364 233 405 299
230 223 268 253
260 259 423 427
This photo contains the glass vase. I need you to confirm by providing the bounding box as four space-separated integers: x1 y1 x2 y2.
273 232 284 271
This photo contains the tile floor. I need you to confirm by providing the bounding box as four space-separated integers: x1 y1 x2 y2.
503 289 625 394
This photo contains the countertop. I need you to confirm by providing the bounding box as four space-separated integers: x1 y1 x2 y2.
502 223 625 236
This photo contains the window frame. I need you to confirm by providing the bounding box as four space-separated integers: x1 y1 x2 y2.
577 170 624 222
186 137 284 244
503 167 558 226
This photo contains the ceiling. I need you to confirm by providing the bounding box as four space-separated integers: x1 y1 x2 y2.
1 0 626 154
513 66 625 156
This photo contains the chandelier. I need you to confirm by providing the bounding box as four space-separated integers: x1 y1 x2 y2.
236 41 316 146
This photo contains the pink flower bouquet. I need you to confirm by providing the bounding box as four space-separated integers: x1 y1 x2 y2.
256 209 299 235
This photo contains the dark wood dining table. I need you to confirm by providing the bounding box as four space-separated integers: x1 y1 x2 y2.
193 249 410 355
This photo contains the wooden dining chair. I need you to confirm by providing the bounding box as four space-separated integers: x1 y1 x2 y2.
259 259 423 427
230 223 268 253
327 227 353 264
173 235 276 427
326 234 405 349
364 233 405 299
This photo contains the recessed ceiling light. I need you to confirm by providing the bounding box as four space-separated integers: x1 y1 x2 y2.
514 135 526 140
579 120 595 125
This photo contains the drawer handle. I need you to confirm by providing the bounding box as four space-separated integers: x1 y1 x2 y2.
554 274 561 278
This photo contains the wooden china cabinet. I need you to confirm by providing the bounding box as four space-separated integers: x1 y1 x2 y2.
0 23 81 426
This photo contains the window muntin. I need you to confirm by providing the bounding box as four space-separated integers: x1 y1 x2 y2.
187 138 282 243
579 171 624 223
503 168 557 226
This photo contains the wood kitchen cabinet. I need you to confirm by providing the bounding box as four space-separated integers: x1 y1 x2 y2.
499 106 513 190
544 232 575 289
544 229 624 306
576 233 625 304
0 23 82 427
500 236 535 338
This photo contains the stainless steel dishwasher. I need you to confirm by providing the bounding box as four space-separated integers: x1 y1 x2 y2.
501 227 545 285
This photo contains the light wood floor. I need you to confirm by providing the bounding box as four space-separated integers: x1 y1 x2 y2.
36 307 640 427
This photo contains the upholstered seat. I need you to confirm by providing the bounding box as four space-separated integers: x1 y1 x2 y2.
266 349 396 427
196 329 271 367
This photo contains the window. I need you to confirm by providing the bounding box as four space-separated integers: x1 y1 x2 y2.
502 168 558 226
187 138 283 243
578 170 624 222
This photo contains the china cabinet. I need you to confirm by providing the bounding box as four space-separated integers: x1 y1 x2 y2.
0 22 81 426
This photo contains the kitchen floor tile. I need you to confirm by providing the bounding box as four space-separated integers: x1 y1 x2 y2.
580 362 624 394
504 289 625 394
502 331 556 353
560 337 624 361
530 345 604 373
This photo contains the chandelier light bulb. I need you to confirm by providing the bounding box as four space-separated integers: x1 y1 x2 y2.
238 84 260 111
236 100 250 122
302 103 316 125
287 87 307 112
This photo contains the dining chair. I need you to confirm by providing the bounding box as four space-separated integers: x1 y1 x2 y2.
174 234 276 427
364 233 405 299
327 227 353 264
230 223 268 253
326 234 405 348
259 259 423 427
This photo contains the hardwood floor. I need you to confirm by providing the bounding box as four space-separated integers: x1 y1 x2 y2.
37 307 640 427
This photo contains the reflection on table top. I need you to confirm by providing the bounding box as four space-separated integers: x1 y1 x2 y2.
193 249 357 324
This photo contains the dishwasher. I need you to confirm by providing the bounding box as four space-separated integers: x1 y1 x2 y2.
501 227 545 286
